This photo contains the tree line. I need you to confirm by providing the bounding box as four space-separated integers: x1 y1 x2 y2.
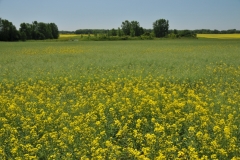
1 17 240 41
0 18 59 41
74 19 169 38
73 19 240 39
193 29 240 34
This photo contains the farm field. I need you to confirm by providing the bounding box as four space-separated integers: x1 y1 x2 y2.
59 34 80 37
59 34 93 41
0 39 240 159
197 34 240 39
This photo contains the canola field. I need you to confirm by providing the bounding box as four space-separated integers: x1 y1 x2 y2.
197 34 240 39
58 34 92 41
0 39 240 159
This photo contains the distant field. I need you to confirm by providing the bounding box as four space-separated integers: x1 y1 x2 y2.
197 34 240 39
0 39 240 159
59 34 91 41
59 34 240 41
59 34 79 37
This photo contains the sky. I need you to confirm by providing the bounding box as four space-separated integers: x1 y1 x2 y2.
0 0 240 31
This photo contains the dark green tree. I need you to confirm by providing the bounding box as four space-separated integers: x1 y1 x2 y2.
93 30 98 37
153 19 169 38
0 19 19 41
121 20 144 36
0 18 2 32
107 30 110 37
180 30 192 37
227 29 236 34
130 21 144 36
49 23 59 39
117 27 123 37
20 31 27 41
111 28 117 36
0 19 59 41
36 31 45 40
37 22 53 39
139 27 144 36
130 28 135 37
173 29 178 34
31 21 38 40
19 23 32 39
121 20 131 35
212 29 220 34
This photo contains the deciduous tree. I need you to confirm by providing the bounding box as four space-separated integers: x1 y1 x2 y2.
0 19 19 41
121 20 131 36
111 28 117 36
19 23 32 39
121 20 144 36
49 23 59 39
153 19 169 38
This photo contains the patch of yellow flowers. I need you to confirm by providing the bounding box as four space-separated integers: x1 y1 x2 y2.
0 64 240 159
197 34 240 39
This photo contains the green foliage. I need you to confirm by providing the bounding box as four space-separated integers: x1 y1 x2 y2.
88 32 90 39
0 19 60 41
121 20 144 37
98 33 107 40
93 30 98 37
173 29 178 34
130 29 135 37
168 33 178 39
140 32 155 40
20 32 27 41
153 19 169 38
49 23 59 39
140 35 154 40
37 22 53 39
142 32 150 36
19 23 33 39
121 20 131 35
117 27 123 37
75 29 108 35
179 30 197 38
130 21 144 36
0 19 20 41
0 17 2 31
75 29 94 34
59 30 75 34
110 28 117 36
194 29 240 34
36 31 46 40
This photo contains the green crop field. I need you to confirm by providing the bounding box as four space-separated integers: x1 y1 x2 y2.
0 39 240 159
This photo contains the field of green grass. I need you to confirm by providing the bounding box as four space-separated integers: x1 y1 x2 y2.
0 39 240 159
1 39 240 81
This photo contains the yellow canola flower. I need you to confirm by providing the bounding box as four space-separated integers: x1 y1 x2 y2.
0 62 239 159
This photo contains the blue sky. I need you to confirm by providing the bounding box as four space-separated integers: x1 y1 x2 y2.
0 0 240 31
